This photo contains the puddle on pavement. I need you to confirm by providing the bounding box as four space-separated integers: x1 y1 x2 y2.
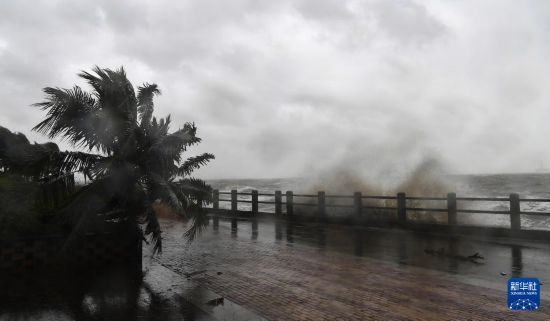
206 217 550 286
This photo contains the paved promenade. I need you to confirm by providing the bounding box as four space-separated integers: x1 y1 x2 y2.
155 217 550 321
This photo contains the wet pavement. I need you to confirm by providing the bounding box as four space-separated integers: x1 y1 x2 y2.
155 216 550 320
0 251 262 320
0 265 216 321
2 217 550 320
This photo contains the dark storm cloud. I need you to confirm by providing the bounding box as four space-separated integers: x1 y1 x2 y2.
1 0 550 178
371 0 446 46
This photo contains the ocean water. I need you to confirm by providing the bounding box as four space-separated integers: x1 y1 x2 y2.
207 173 550 230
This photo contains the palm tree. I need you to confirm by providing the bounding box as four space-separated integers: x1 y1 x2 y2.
32 66 214 253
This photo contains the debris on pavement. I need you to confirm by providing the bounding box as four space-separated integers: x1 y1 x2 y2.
424 248 485 264
207 297 225 306
184 270 207 278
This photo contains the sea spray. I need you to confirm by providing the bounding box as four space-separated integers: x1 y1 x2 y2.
298 157 454 223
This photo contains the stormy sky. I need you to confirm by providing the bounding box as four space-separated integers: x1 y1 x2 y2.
2 0 550 179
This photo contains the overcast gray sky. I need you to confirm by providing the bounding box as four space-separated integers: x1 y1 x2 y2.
2 0 550 179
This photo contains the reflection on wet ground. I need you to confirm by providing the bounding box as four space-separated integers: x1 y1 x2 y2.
2 216 550 320
0 266 214 321
157 217 550 320
212 216 550 285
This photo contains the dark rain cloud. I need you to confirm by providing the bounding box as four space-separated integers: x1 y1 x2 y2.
1 0 550 179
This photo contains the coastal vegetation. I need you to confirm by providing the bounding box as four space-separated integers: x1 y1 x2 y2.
0 67 214 253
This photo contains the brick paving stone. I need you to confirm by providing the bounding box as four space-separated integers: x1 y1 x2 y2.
154 218 550 321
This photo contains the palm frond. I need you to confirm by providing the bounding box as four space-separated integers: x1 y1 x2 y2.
145 115 171 144
137 83 161 128
174 177 213 204
32 86 112 152
177 178 211 241
144 205 162 253
177 153 215 177
184 209 209 242
77 66 139 149
78 66 110 94
149 123 200 164
57 151 109 179
147 173 185 215
103 66 138 125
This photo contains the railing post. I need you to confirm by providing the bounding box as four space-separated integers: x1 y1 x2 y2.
251 219 258 240
447 193 457 226
318 191 326 222
197 196 204 210
510 193 521 231
354 192 362 222
231 189 238 214
212 189 219 210
286 191 294 217
397 192 407 224
275 191 282 215
213 216 219 231
231 218 238 237
252 190 258 216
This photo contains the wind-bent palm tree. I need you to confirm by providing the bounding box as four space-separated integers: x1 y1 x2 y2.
32 66 214 253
